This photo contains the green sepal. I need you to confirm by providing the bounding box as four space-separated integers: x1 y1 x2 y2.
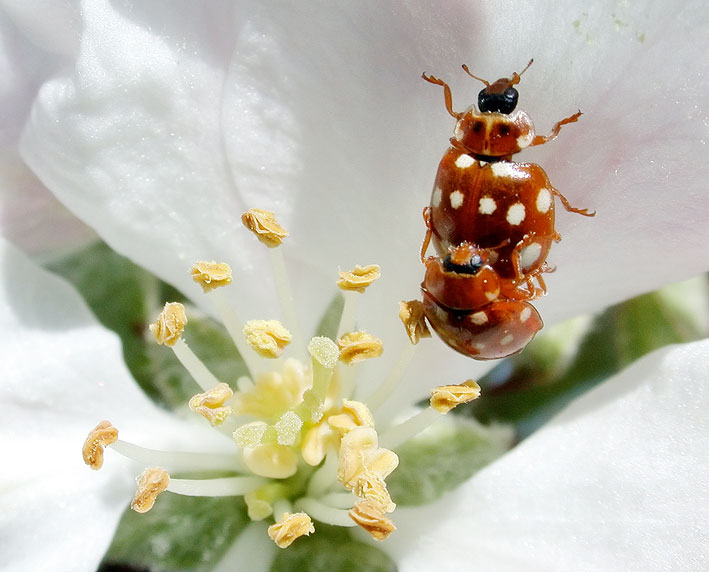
388 417 513 506
270 524 396 572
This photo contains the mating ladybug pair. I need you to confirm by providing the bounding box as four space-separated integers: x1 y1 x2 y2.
419 60 594 360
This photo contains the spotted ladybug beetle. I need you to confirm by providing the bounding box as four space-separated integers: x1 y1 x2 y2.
421 243 543 360
419 60 594 360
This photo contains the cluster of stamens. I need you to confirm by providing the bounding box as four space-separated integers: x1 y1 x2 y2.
82 208 481 549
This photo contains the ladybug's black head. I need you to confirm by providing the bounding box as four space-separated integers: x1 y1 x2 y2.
478 86 518 114
462 59 533 115
443 252 483 275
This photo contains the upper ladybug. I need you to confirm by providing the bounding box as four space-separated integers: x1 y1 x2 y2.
423 60 538 159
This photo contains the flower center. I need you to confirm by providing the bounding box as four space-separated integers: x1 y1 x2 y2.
81 208 482 548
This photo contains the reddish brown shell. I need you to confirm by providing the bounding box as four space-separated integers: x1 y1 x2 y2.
429 147 556 280
421 290 543 360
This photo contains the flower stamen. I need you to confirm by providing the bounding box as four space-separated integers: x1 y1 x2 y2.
267 512 315 548
191 261 233 292
150 302 187 347
379 407 442 450
430 379 482 413
166 475 266 497
243 320 292 358
150 302 222 391
337 331 383 365
336 264 381 338
131 467 170 513
398 300 431 345
349 499 396 541
82 420 118 470
110 439 244 472
295 497 357 528
241 209 289 248
188 382 234 426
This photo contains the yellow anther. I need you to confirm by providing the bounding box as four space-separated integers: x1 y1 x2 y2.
130 467 170 514
241 208 289 247
349 499 396 541
191 261 233 292
355 474 396 513
342 400 375 427
337 427 399 491
337 331 383 365
430 379 482 413
267 512 315 548
301 424 335 466
243 442 299 479
188 382 234 426
336 264 381 293
243 320 293 358
82 420 118 470
399 300 431 345
149 302 187 346
328 400 375 436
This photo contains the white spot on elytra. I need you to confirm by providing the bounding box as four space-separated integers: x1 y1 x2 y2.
520 307 532 323
500 334 514 345
517 130 534 148
520 242 542 269
478 197 497 215
506 203 526 225
491 161 517 178
432 187 443 207
450 190 464 209
485 290 497 301
536 188 552 213
471 311 488 325
454 121 464 141
455 154 476 169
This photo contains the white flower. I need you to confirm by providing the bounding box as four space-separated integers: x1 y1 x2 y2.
1 0 708 570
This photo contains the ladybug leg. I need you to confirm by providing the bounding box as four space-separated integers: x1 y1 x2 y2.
509 233 549 281
421 73 460 119
421 207 432 262
530 110 583 146
551 186 596 217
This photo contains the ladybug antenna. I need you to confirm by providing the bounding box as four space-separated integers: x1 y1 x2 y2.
461 64 489 87
509 59 534 87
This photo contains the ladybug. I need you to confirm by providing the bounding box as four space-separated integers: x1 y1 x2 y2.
421 243 543 360
421 60 594 283
417 60 594 360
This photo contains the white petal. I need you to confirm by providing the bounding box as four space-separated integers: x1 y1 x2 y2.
19 0 277 323
0 237 231 571
0 9 95 256
387 339 709 571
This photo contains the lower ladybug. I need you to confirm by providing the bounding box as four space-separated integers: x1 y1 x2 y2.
421 243 544 360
